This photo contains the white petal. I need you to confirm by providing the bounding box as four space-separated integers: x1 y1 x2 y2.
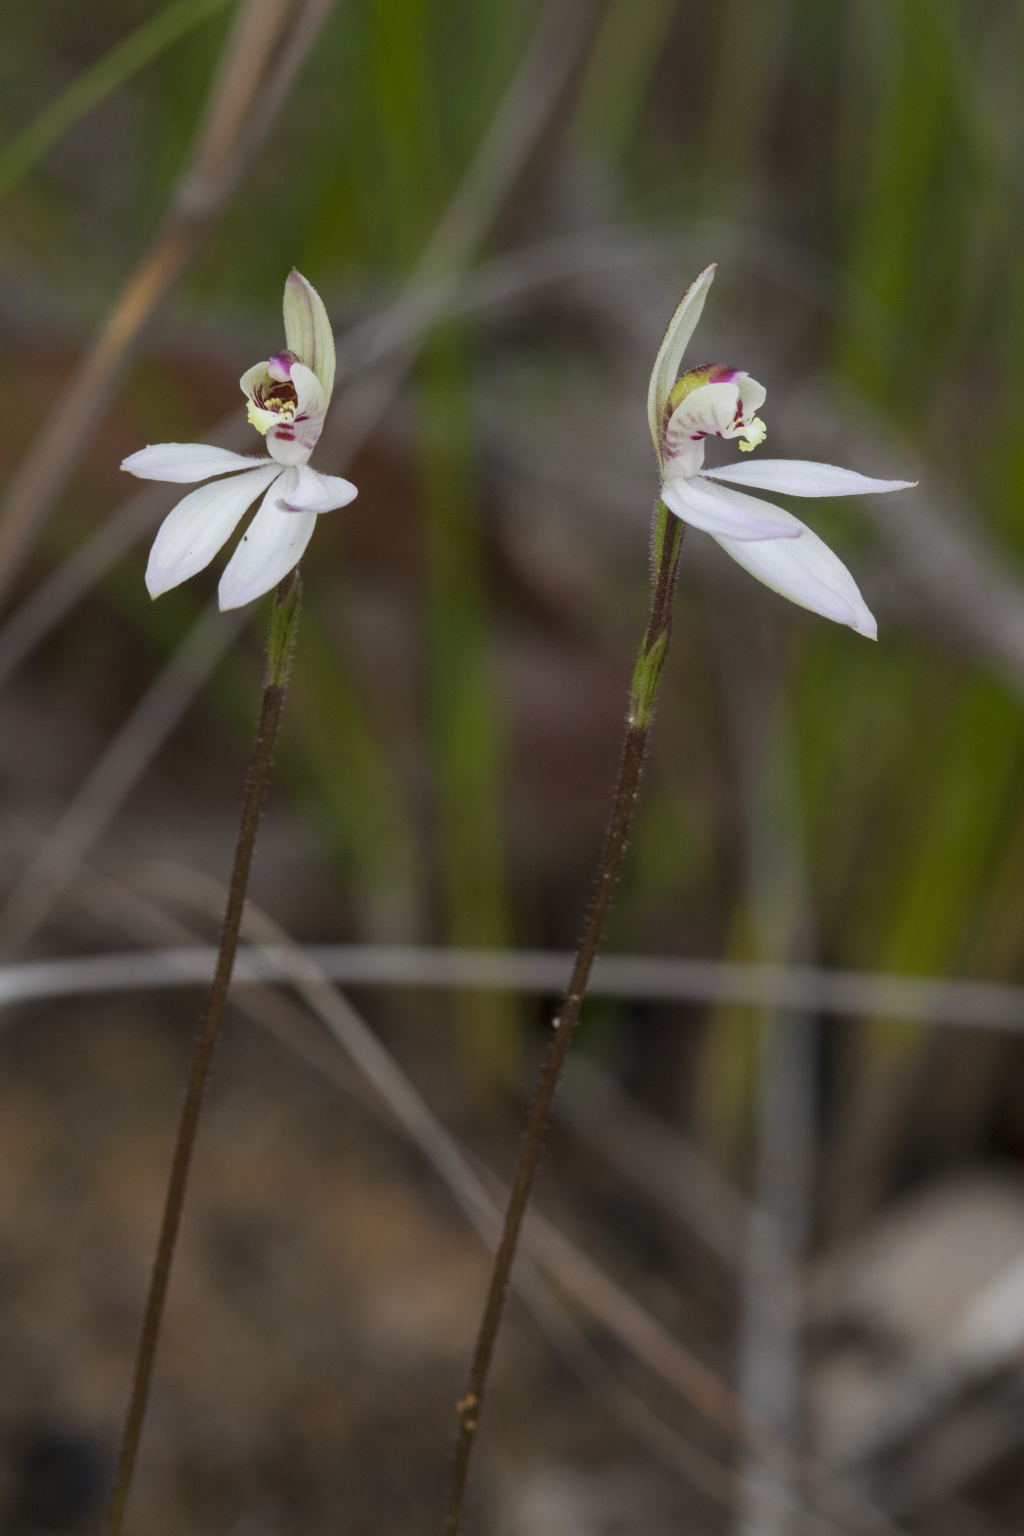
283 269 336 405
218 478 317 610
145 465 281 598
279 464 358 514
702 459 917 497
647 265 716 461
122 443 269 483
714 513 877 638
662 476 799 542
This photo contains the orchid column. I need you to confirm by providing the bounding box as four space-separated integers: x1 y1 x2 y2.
441 263 914 1536
105 271 356 1536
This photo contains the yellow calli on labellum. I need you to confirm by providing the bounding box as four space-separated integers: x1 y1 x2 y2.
649 265 915 638
122 270 357 611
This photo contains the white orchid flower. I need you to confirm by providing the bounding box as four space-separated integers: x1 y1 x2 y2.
122 270 357 611
649 265 915 638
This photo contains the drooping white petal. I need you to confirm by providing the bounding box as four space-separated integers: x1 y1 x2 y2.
122 443 268 483
145 465 281 598
662 476 799 541
713 506 877 638
647 265 716 463
702 459 917 497
218 476 317 610
266 362 326 467
279 464 358 514
283 269 336 406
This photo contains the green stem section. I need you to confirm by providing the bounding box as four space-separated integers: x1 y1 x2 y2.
104 571 301 1536
441 502 684 1536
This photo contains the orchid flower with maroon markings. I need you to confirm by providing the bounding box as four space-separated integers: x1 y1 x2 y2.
122 270 356 611
650 265 915 637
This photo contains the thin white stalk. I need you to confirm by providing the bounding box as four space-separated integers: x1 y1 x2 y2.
0 938 1021 1032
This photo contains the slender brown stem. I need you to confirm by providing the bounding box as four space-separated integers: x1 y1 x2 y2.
104 572 301 1536
441 504 684 1536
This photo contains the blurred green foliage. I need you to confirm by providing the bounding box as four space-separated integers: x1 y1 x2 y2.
3 0 1024 1165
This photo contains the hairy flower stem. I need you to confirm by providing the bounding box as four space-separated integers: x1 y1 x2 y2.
104 571 301 1536
442 503 684 1536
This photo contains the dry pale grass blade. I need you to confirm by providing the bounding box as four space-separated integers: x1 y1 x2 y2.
0 0 244 205
53 862 739 1513
174 0 297 206
57 863 736 1506
323 0 608 463
4 936 1024 1033
116 860 908 1536
0 603 246 955
0 486 181 694
0 848 987 1533
556 1055 749 1264
0 0 595 613
0 823 1000 1525
0 417 255 693
227 0 340 176
0 0 335 609
0 844 739 1498
0 0 618 963
342 0 606 371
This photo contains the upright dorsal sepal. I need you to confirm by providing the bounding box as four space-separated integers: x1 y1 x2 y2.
283 268 336 407
646 263 716 467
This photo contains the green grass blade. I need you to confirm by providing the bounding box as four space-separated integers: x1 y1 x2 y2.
419 325 519 1088
0 0 235 203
